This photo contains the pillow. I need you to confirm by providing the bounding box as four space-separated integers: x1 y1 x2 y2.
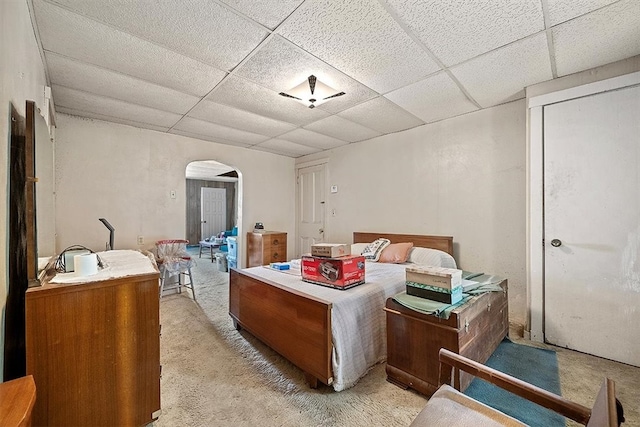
361 238 391 261
378 242 414 263
351 243 369 255
407 247 457 268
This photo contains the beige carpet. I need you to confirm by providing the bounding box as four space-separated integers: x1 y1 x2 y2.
156 256 427 427
157 254 640 426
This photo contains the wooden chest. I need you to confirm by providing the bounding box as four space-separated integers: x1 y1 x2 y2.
246 231 287 267
385 279 508 397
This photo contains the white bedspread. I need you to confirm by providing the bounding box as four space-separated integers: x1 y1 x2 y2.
242 261 408 391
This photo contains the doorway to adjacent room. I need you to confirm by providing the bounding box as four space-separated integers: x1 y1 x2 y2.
185 160 241 264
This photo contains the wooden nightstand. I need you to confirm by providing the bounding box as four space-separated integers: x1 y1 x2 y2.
246 231 287 267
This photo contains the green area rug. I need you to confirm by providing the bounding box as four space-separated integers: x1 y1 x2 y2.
464 338 564 426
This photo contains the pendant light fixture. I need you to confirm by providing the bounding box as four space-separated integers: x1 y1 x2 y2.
279 75 345 109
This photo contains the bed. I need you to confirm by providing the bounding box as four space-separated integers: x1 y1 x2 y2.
228 232 454 390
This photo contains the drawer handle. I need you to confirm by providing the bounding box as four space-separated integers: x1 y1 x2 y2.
273 253 278 259
273 239 279 245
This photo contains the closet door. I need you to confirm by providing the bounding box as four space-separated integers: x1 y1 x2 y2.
543 84 640 366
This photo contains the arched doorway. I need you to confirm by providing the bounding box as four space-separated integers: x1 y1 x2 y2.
185 161 241 263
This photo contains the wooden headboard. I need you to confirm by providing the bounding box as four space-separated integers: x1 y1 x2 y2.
353 232 454 256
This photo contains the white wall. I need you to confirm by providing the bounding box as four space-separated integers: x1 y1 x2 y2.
298 100 527 326
54 114 296 264
1 0 50 380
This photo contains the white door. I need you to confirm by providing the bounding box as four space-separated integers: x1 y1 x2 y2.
201 187 226 241
297 163 326 257
544 85 640 366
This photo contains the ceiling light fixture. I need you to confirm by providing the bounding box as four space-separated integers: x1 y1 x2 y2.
279 75 345 109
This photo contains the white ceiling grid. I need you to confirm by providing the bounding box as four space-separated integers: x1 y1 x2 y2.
31 0 640 158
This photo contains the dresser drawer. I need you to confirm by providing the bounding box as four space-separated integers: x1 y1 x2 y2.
267 243 287 262
246 231 287 267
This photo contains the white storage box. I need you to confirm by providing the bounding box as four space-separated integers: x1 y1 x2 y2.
311 243 351 258
405 266 462 290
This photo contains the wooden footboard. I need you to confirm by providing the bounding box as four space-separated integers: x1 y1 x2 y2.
229 268 333 387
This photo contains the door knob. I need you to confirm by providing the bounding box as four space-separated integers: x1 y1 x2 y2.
550 239 562 247
319 229 324 233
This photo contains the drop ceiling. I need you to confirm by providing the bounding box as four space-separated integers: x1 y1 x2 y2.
31 0 640 158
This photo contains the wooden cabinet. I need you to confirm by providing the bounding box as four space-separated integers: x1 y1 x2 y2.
26 251 161 427
246 231 287 267
385 279 508 397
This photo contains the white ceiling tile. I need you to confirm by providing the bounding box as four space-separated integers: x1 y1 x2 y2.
172 117 269 145
207 76 330 125
385 0 544 66
385 72 478 123
303 116 381 143
53 85 183 128
252 139 322 157
546 0 619 26
451 33 552 108
277 0 440 93
47 0 268 70
188 100 296 137
338 97 423 134
278 128 348 150
218 0 304 30
168 129 252 148
46 52 200 114
56 108 170 132
234 35 378 113
33 0 226 96
552 0 640 77
34 0 640 158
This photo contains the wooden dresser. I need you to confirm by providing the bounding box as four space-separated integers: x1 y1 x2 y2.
385 279 508 397
246 231 287 267
26 250 161 427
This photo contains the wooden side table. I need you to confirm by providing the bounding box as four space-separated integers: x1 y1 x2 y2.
0 375 36 427
385 279 509 397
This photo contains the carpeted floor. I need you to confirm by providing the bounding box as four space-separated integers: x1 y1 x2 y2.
156 252 640 427
156 254 427 426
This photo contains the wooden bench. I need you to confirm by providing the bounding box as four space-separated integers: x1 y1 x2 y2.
410 348 622 427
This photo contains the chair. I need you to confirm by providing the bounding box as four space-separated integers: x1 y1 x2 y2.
409 348 623 427
155 239 196 301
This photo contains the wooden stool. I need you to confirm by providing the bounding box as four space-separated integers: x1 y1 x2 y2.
0 375 36 427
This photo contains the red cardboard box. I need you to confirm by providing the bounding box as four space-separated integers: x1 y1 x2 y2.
301 255 366 290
